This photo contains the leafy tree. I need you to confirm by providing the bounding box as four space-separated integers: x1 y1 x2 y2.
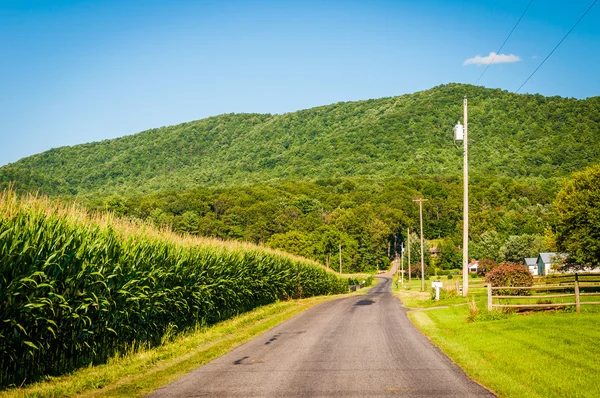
499 234 545 264
477 258 499 275
437 237 461 270
267 231 314 259
471 230 503 262
554 164 600 270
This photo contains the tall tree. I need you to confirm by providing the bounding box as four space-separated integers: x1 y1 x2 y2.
554 164 600 270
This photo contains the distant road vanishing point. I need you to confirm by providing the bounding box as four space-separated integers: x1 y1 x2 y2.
148 277 494 397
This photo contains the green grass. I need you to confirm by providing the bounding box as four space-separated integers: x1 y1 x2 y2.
405 295 600 397
392 275 486 308
0 283 374 398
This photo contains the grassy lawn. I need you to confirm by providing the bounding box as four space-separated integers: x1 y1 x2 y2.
1 282 376 398
392 274 486 308
396 276 600 397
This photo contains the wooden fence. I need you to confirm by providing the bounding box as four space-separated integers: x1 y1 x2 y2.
487 273 600 313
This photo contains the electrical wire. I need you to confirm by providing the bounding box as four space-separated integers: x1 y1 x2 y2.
475 0 534 85
516 0 598 93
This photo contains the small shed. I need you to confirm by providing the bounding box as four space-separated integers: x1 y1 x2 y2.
524 257 538 276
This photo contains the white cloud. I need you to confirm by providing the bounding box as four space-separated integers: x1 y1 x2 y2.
463 52 521 66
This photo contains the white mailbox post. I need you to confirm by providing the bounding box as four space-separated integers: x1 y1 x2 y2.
431 281 443 301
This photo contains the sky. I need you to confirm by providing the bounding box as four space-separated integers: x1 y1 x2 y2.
1 0 599 166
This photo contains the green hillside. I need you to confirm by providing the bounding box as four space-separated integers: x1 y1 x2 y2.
2 83 599 196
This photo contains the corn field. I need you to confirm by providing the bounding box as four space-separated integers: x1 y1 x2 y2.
0 190 348 388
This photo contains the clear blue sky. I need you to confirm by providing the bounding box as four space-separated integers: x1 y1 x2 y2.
1 0 598 166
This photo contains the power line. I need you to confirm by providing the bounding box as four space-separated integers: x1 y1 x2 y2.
516 0 598 93
475 0 534 85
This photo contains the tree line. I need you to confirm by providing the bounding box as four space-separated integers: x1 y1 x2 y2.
87 174 560 273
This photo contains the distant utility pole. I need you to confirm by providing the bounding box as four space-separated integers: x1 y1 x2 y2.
413 198 428 292
339 244 342 274
400 242 405 287
407 228 411 284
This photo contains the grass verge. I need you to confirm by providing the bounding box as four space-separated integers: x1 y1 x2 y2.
2 284 373 398
398 282 600 397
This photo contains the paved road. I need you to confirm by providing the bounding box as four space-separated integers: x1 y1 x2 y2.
149 277 494 397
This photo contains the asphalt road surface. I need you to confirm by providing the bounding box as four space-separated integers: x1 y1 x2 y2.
149 277 494 397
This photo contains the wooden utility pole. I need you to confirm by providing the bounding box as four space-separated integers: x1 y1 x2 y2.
463 97 469 297
407 228 411 284
413 198 428 292
400 244 404 287
339 244 342 274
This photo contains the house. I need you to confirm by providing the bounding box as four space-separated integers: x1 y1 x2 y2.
468 259 478 273
537 252 566 276
524 257 538 276
428 246 441 258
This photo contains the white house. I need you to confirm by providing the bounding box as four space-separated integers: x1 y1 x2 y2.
468 259 478 273
525 257 538 276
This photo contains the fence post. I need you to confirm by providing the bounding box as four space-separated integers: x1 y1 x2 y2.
487 284 492 311
575 272 580 314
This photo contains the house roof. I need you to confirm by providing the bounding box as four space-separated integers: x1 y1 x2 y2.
525 258 537 266
538 252 566 264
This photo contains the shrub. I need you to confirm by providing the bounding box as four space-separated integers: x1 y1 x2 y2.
485 262 533 295
447 273 453 280
478 258 499 275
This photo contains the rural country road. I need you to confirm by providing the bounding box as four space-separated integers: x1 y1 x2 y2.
149 277 494 397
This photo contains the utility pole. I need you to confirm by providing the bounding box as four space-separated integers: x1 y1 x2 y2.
453 97 469 297
339 244 342 274
407 228 411 284
413 198 428 292
462 97 469 297
400 242 404 287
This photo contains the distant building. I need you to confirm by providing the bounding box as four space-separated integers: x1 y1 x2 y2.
428 246 441 258
537 252 567 276
525 257 538 276
468 259 478 273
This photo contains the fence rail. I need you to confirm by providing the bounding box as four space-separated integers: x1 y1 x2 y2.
487 273 600 313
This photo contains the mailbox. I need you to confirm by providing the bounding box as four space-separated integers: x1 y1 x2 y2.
432 281 443 301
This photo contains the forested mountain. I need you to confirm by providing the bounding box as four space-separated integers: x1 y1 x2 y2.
2 83 599 272
2 83 599 196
